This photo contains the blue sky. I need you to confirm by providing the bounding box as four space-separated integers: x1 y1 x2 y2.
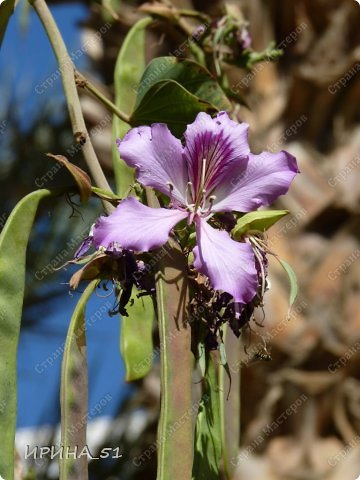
18 287 128 427
1 1 131 429
0 1 89 129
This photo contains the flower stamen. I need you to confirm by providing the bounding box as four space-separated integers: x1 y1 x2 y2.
249 236 267 301
200 157 207 191
185 181 194 205
192 159 207 215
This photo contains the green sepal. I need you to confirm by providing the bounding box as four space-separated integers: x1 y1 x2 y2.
232 210 289 238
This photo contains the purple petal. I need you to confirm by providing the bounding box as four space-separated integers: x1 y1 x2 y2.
183 111 249 195
118 124 187 205
74 235 93 259
93 196 188 251
193 217 258 303
105 242 124 257
212 150 299 212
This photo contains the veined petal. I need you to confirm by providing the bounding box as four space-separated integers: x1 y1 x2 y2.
183 111 249 196
118 124 187 204
212 150 299 212
93 196 188 251
74 235 93 259
193 217 258 303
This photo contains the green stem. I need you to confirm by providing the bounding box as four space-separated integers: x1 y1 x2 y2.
29 0 113 213
147 190 193 480
101 0 120 22
75 71 131 124
219 325 241 479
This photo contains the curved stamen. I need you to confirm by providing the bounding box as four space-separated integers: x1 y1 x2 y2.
249 236 266 301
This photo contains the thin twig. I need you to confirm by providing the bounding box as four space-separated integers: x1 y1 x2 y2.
101 0 121 22
178 9 210 23
75 71 131 124
29 0 114 214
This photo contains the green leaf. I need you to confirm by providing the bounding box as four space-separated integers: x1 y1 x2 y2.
0 189 54 480
120 294 154 381
60 280 97 480
232 210 289 239
278 258 298 319
130 79 217 137
0 0 16 48
192 352 222 480
135 56 231 111
112 17 153 196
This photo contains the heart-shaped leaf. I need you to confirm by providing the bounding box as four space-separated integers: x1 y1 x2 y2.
130 79 217 137
135 56 231 112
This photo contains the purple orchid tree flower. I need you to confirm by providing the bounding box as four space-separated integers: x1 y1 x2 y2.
93 111 298 304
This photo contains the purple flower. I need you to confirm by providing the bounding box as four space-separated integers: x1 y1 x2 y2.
93 112 298 303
